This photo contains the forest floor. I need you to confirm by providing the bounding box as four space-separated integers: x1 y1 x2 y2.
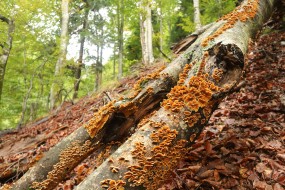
0 7 285 190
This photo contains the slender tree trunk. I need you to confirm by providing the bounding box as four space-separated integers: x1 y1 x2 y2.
95 47 102 91
0 15 14 101
10 0 276 189
94 25 104 91
18 66 43 128
158 0 163 58
113 45 116 79
73 9 88 100
99 28 104 85
193 0 202 30
140 0 154 65
50 0 69 109
117 0 124 79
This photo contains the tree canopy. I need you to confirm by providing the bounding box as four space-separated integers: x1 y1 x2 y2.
0 0 237 129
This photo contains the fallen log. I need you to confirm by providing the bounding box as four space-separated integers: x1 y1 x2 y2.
74 0 276 189
9 19 212 190
9 0 276 189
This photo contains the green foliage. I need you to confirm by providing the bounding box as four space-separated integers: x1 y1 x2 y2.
0 0 239 130
200 0 237 24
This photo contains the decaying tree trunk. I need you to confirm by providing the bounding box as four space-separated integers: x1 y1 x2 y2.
10 0 275 189
75 0 276 189
9 21 211 190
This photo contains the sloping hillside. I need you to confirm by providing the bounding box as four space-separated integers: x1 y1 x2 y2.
0 5 284 190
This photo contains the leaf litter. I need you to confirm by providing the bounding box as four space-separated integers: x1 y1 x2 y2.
0 4 285 190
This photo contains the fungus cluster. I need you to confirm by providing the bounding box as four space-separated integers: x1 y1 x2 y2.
96 144 113 167
100 179 126 190
124 125 187 189
212 68 224 82
118 102 138 117
130 65 166 99
110 165 120 173
197 52 209 76
202 0 259 47
162 73 219 114
161 53 220 129
84 101 115 138
177 63 193 85
0 184 10 190
32 141 94 190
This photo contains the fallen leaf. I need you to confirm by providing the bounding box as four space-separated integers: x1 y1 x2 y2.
253 179 273 190
205 140 213 154
273 183 284 190
239 167 248 178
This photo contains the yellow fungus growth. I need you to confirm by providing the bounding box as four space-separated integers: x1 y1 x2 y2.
31 141 94 190
177 63 193 85
162 73 219 117
96 143 120 167
118 102 138 117
100 179 126 190
202 0 259 47
189 133 197 142
183 113 201 127
129 65 166 99
197 52 209 76
161 55 220 129
0 184 11 190
84 101 115 138
124 125 187 189
110 166 120 173
203 101 215 119
212 68 224 82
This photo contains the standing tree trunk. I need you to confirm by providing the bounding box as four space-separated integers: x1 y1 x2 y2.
193 0 202 30
94 16 104 91
140 0 154 65
10 0 276 189
117 0 124 79
158 0 163 58
50 0 69 109
113 45 116 79
0 15 14 101
73 9 89 100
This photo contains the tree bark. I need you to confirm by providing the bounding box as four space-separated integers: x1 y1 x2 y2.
140 0 154 65
10 0 275 189
94 17 104 91
50 0 69 109
10 24 209 190
73 9 88 99
0 14 14 101
74 0 276 189
193 0 202 30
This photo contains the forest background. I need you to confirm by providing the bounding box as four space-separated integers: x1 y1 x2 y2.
0 0 238 130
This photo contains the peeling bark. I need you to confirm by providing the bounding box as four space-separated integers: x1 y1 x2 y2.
11 0 275 189
9 23 207 190
75 0 275 189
